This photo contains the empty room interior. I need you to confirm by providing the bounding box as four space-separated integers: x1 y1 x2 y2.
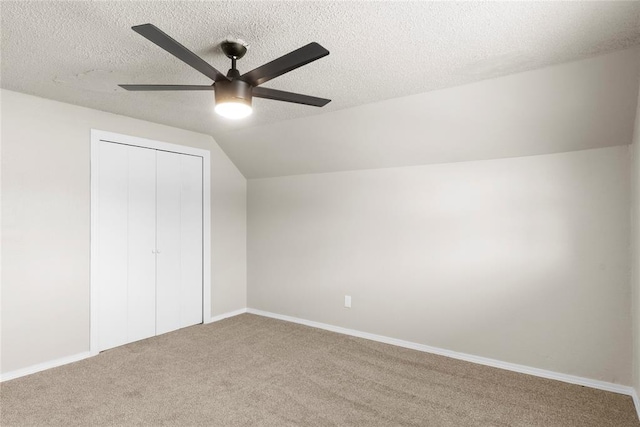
3 1 640 426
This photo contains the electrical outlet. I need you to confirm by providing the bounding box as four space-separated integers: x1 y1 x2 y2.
344 295 352 308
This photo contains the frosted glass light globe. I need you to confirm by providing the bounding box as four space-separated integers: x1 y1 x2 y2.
215 102 253 119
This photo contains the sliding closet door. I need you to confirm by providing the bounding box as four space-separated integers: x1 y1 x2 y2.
156 151 203 334
96 142 156 351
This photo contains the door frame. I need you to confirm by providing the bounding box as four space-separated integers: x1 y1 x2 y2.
90 129 211 355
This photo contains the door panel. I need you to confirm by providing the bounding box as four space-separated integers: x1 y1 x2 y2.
97 142 129 351
180 155 203 327
156 151 183 335
127 147 157 342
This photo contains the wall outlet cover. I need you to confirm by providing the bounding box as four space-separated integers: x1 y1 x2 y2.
345 295 352 308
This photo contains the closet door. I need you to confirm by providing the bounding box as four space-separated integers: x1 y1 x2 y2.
179 154 204 327
126 147 157 343
156 151 203 334
96 142 156 351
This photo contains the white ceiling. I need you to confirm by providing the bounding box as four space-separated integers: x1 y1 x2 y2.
2 1 640 177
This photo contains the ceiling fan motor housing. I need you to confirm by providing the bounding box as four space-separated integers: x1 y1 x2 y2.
214 79 252 107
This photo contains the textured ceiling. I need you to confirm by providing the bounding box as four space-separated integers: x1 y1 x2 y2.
2 1 640 177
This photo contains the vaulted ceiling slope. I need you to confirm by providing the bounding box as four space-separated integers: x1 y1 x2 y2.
221 48 640 178
2 2 640 178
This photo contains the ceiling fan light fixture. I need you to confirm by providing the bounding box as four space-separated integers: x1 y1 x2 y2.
214 79 253 119
215 101 253 119
119 24 331 118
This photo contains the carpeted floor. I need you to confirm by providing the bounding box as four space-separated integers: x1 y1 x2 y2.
1 314 638 426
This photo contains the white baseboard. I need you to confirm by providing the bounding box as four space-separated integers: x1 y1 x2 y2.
246 308 634 397
0 351 93 383
207 308 247 324
632 389 640 421
4 308 636 421
1 309 249 383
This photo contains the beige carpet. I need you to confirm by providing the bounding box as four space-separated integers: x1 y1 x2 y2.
1 314 638 426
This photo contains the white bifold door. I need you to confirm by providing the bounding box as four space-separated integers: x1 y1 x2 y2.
95 141 203 352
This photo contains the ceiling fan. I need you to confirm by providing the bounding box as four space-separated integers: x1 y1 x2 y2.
119 24 331 119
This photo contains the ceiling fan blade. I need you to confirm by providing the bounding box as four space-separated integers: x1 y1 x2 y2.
252 87 331 107
132 24 229 82
119 84 215 91
241 42 329 87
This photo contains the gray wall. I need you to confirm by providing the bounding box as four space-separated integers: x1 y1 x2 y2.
1 90 247 374
632 77 640 397
248 146 631 384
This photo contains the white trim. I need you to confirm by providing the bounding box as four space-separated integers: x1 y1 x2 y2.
632 389 640 421
91 129 212 158
0 309 246 383
0 352 93 383
206 308 248 324
202 150 212 328
247 308 634 397
90 129 212 354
